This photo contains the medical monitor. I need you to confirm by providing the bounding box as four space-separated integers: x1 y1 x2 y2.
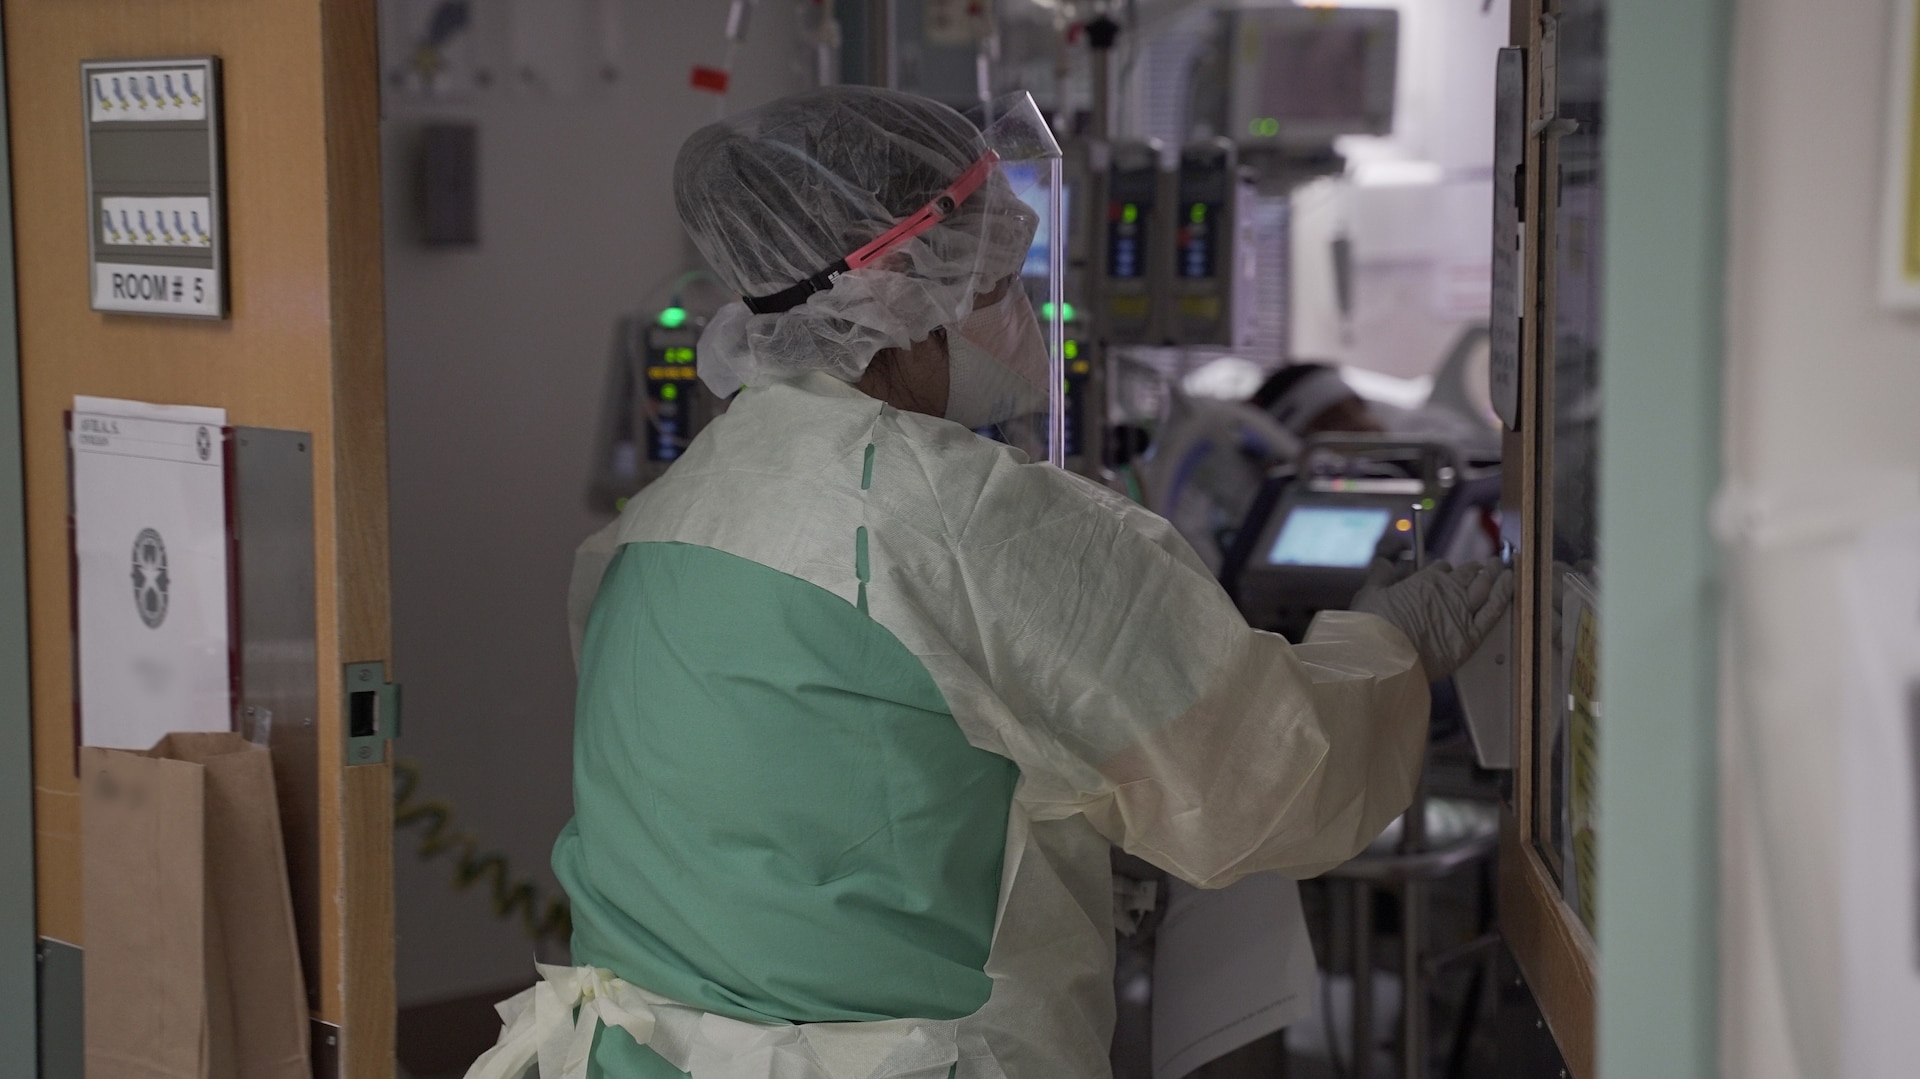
1266 505 1394 568
1231 488 1417 639
1230 7 1399 147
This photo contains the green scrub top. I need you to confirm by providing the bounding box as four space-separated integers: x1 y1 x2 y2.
554 541 1019 1077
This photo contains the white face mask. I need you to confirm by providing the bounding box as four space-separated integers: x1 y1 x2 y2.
943 287 1050 430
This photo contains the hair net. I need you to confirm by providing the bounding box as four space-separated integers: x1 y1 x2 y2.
674 86 1039 396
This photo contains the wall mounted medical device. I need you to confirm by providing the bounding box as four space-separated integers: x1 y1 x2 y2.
1098 139 1171 346
588 308 721 513
1227 6 1399 151
1168 138 1258 348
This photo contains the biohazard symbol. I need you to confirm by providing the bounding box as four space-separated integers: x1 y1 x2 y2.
130 527 170 629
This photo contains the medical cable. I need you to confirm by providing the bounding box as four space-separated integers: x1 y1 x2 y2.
393 759 573 946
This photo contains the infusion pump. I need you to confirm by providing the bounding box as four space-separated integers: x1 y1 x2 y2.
587 309 722 513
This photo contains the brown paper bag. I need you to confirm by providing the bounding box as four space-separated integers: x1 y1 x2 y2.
83 732 311 1079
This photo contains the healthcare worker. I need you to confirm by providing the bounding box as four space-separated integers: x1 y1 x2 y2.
468 87 1511 1079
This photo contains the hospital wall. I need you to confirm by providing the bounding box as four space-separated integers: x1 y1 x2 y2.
378 1 808 1009
1716 0 1920 1075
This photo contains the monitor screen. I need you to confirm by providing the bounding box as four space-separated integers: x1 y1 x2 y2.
1003 160 1069 280
1233 7 1398 142
1267 505 1393 568
1259 22 1375 125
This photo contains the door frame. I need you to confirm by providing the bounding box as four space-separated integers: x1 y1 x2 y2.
0 2 40 1073
1499 2 1728 1076
1594 0 1727 1075
2 2 394 1073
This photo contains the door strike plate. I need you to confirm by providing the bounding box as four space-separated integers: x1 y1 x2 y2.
343 661 400 765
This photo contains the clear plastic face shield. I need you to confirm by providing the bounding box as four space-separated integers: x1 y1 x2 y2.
956 92 1066 466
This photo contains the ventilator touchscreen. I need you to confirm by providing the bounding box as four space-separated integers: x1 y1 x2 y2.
1267 505 1394 568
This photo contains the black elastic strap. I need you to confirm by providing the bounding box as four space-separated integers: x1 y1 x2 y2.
741 259 850 315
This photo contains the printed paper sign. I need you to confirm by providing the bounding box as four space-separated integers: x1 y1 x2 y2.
72 396 233 750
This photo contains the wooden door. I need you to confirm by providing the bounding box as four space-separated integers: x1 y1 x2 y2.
5 1 393 1074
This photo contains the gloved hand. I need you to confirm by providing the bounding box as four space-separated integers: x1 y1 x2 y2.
1350 558 1515 681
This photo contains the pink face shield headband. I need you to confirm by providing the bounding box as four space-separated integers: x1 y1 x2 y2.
740 149 1001 316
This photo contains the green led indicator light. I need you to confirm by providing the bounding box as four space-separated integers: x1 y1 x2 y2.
1121 203 1139 225
1420 497 1436 511
661 383 679 401
1190 203 1207 223
658 306 688 328
1249 117 1280 138
1064 339 1079 360
1041 301 1078 323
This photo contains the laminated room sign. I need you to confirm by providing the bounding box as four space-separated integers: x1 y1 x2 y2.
82 57 227 318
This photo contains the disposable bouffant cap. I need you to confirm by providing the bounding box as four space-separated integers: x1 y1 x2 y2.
673 86 1036 397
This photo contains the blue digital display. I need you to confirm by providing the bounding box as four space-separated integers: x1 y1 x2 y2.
1267 506 1393 568
1178 203 1219 279
647 391 685 462
1106 205 1147 279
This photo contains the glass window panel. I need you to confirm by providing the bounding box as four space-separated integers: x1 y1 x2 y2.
1533 0 1606 942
